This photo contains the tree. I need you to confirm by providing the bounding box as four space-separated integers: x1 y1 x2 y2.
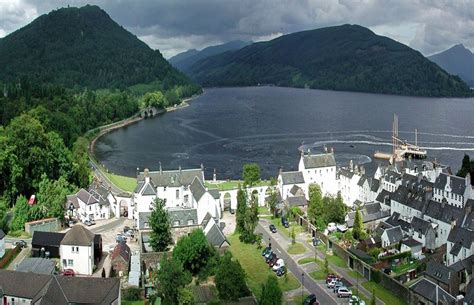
177 287 194 305
235 184 247 233
11 196 29 231
324 257 329 274
259 276 282 305
308 183 323 220
71 137 91 188
352 207 364 241
267 178 278 217
215 253 250 301
325 192 346 224
149 198 173 252
370 289 376 305
156 256 191 304
291 227 296 244
173 229 212 275
242 163 260 187
37 175 71 221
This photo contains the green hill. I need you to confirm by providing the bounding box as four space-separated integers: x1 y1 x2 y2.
188 25 472 97
0 5 195 90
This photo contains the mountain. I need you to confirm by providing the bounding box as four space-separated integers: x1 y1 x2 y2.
187 25 472 97
0 5 195 90
169 40 252 73
429 44 474 87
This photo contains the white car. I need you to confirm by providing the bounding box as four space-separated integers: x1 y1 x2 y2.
327 278 339 288
337 287 352 298
349 296 366 305
272 258 285 271
327 222 337 232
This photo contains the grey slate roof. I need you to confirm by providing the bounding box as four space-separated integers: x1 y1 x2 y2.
384 226 403 245
16 258 55 275
285 196 307 207
424 199 464 225
383 170 402 183
375 190 392 206
168 208 198 227
208 189 220 200
66 194 79 209
450 254 473 274
205 222 227 247
370 179 380 192
391 185 428 212
411 216 431 235
60 225 95 246
346 202 390 227
401 238 422 248
138 212 152 230
201 212 213 228
190 177 206 202
385 212 411 233
0 270 120 305
339 168 354 179
0 229 4 240
434 173 467 195
425 261 453 285
138 168 203 187
134 181 145 193
76 188 98 205
280 171 305 185
448 225 474 255
290 185 303 196
357 176 368 187
410 278 456 305
141 182 157 196
302 153 336 169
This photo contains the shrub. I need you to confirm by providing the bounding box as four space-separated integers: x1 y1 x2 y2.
0 246 21 268
371 269 381 283
123 287 141 301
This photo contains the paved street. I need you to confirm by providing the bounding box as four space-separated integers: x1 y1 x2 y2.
89 160 124 194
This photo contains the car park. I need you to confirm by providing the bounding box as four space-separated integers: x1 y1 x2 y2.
337 287 352 298
62 269 75 277
272 258 285 271
276 266 286 277
327 278 339 288
303 294 319 305
262 246 272 256
269 224 277 233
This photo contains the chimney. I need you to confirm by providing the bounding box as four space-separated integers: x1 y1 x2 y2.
324 145 328 153
213 168 217 182
136 167 140 178
144 168 150 183
450 218 456 229
159 162 162 174
447 175 451 189
179 165 182 174
466 173 471 187
361 166 365 176
279 167 283 176
331 147 334 153
349 160 354 172
441 199 446 209
201 163 204 171
417 173 423 183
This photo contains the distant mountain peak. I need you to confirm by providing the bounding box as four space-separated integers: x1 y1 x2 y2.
429 43 474 87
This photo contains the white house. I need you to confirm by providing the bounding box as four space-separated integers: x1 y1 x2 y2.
381 226 404 248
339 167 361 207
298 150 337 196
66 187 110 222
59 226 95 275
410 216 436 251
277 170 306 199
0 229 5 258
400 238 423 258
433 173 472 208
446 225 473 266
189 177 221 224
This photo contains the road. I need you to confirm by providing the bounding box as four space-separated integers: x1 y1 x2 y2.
89 160 125 194
256 223 339 305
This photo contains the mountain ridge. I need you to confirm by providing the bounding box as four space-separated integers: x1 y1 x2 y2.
429 44 474 87
187 24 471 97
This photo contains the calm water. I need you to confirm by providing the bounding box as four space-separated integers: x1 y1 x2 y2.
94 87 474 179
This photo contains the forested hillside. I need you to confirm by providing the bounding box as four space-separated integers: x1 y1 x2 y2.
188 25 472 97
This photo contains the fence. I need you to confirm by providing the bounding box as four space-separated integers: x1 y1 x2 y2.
25 218 61 235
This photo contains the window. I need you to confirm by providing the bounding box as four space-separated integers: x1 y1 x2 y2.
164 186 167 191
144 222 149 229
89 206 92 211
184 195 189 203
174 220 180 226
187 219 194 225
68 259 73 266
71 246 79 253
176 190 179 199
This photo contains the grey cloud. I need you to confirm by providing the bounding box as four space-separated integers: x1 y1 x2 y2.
2 0 474 57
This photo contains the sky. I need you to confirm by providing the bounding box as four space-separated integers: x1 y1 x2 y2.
0 0 473 59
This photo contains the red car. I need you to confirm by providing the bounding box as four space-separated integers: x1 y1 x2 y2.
326 273 339 283
62 269 75 277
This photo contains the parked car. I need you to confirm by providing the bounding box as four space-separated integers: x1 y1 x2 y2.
332 282 345 293
62 269 75 277
326 274 339 284
123 226 131 233
13 240 27 248
303 294 319 305
276 266 286 277
349 296 366 305
84 220 92 226
272 258 285 271
89 219 96 225
327 278 340 288
337 287 352 298
116 234 127 243
269 224 277 233
264 249 274 260
281 217 289 228
265 253 276 263
268 255 279 267
262 246 272 256
327 222 337 232
230 209 235 214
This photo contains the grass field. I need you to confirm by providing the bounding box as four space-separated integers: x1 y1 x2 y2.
327 254 347 268
362 281 407 305
258 206 271 215
287 242 306 255
227 234 300 295
121 301 145 305
392 261 420 275
298 257 317 265
270 218 304 237
205 180 271 191
104 172 137 193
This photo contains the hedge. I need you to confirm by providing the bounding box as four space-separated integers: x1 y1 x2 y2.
0 246 21 269
379 251 411 261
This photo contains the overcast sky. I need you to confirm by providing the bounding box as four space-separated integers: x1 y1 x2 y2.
1 0 473 58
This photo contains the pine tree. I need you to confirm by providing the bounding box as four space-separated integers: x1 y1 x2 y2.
235 184 247 233
149 197 173 252
353 207 364 241
259 276 282 305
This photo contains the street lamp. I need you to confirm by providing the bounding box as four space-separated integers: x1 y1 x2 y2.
268 237 271 248
301 272 305 304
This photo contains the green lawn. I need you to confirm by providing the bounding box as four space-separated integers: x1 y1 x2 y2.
287 242 306 255
298 257 317 265
347 270 362 278
392 261 420 275
270 218 304 237
205 180 271 191
327 254 347 268
104 172 137 193
309 269 327 280
258 206 271 215
362 281 407 305
228 234 300 295
121 301 145 305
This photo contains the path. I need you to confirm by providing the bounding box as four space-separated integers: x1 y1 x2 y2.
7 247 29 270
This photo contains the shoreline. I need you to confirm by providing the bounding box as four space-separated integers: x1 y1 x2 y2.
88 93 201 174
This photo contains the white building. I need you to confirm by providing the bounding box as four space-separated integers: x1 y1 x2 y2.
446 225 473 266
433 173 472 208
298 151 337 196
189 177 221 224
381 226 404 248
66 187 110 222
59 226 95 275
277 170 306 199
